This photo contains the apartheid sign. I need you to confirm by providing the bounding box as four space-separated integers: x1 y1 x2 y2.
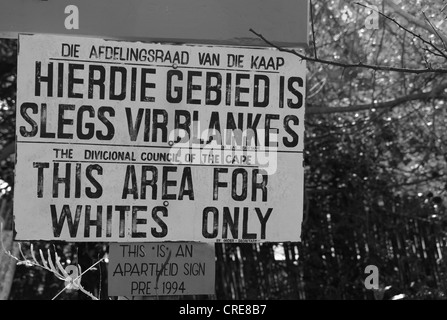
108 242 215 296
14 33 306 242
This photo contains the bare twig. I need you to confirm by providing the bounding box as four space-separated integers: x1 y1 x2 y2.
249 29 447 74
53 258 105 300
250 3 447 75
310 0 318 59
356 2 447 60
422 11 447 52
384 0 447 45
307 84 447 114
0 226 104 301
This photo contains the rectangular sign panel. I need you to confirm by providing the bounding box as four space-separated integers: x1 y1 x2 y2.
108 242 215 296
14 33 306 242
0 0 309 47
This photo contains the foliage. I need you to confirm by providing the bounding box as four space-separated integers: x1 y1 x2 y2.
0 39 15 190
301 0 447 299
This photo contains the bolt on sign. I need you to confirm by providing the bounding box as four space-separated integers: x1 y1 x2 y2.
14 33 306 242
108 242 215 296
0 0 309 47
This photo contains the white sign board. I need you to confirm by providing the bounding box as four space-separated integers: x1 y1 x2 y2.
108 242 215 296
14 34 306 242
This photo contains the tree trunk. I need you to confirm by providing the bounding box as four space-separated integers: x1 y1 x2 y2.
0 230 18 300
0 198 18 300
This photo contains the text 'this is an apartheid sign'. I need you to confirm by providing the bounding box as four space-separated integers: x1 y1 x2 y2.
14 34 306 242
108 242 215 296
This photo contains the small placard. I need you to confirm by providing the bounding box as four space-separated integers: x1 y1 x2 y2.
108 242 215 296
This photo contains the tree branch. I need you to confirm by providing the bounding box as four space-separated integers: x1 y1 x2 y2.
356 2 447 60
249 29 447 74
310 0 318 59
307 88 447 115
422 11 447 52
384 0 447 45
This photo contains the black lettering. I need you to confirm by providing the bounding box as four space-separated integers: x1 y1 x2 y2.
88 65 106 99
283 115 299 148
19 102 38 137
253 74 269 107
68 64 84 98
126 107 144 141
178 167 194 200
162 166 177 200
213 168 228 200
265 114 280 147
141 166 157 200
256 208 272 239
252 169 268 202
57 104 74 139
141 68 156 102
84 205 102 237
187 71 202 104
115 205 130 238
242 207 256 239
33 162 49 198
232 169 247 201
86 164 103 198
122 165 138 199
152 109 168 142
151 206 168 238
202 207 219 238
97 106 115 140
205 72 222 105
287 77 304 109
132 206 147 238
166 70 183 103
235 73 250 107
110 66 127 100
222 207 239 239
53 163 71 198
246 114 262 146
51 204 82 237
57 63 64 98
77 105 95 140
40 103 56 138
174 110 191 143
35 62 53 97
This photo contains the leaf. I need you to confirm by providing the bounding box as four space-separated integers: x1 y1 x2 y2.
47 248 58 274
74 265 82 288
77 264 82 280
55 252 70 278
30 244 39 265
39 249 49 270
18 243 27 261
